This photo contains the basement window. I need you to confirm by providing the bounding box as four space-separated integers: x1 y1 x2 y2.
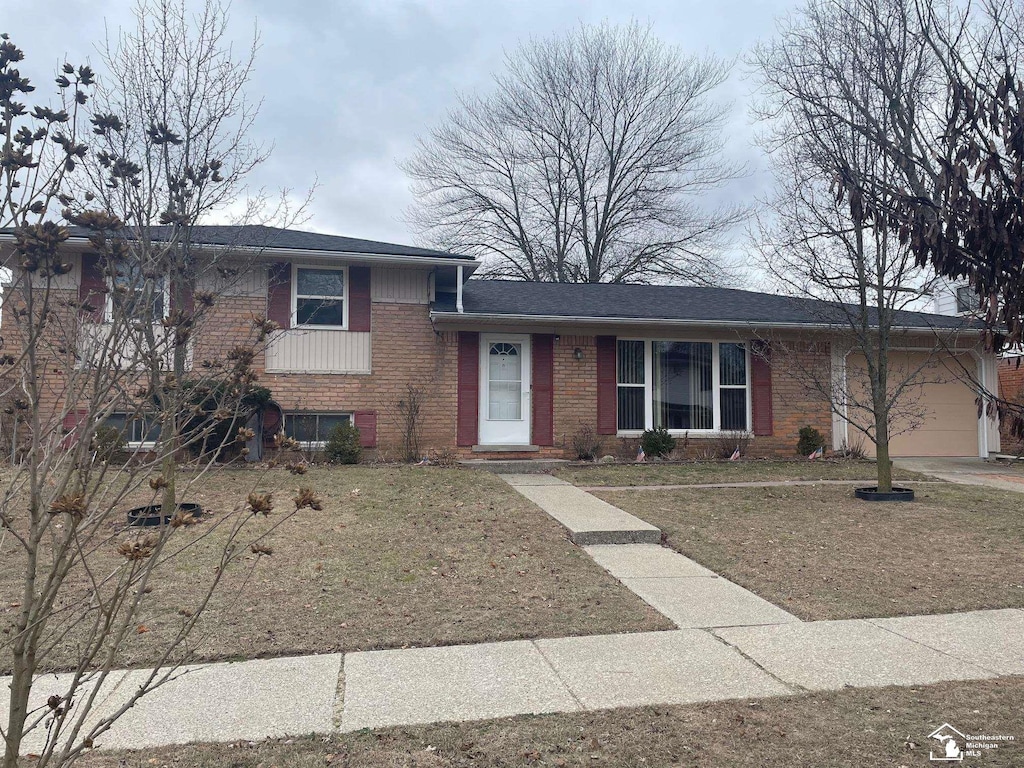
284 412 352 447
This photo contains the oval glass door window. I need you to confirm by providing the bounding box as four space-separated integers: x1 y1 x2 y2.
488 342 522 420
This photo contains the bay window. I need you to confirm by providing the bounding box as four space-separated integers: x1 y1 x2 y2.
616 339 750 433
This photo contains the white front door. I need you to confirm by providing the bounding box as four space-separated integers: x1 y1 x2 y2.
479 334 531 445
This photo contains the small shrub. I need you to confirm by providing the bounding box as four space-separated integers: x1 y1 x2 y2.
92 424 127 462
837 433 867 459
571 424 602 461
713 430 751 459
324 422 362 464
796 425 826 456
427 447 458 467
640 426 676 459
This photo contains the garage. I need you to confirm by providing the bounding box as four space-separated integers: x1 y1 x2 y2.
844 351 980 457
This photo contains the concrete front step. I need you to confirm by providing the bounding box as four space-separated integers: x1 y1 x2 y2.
501 475 662 545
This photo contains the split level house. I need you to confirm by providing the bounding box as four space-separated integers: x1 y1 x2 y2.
0 225 1004 460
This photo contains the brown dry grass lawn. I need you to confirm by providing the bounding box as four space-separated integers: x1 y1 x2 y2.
0 466 669 673
78 676 1024 767
598 483 1024 620
555 458 929 487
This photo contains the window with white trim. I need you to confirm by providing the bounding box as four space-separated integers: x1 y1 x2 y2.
105 412 162 448
616 339 750 433
284 412 351 447
106 259 166 323
616 340 645 430
293 265 347 328
955 285 975 314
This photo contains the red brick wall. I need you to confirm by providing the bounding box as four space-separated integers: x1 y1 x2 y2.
998 355 1024 449
5 267 837 461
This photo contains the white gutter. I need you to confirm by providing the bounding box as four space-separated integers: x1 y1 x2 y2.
456 265 464 313
429 310 982 334
0 234 479 271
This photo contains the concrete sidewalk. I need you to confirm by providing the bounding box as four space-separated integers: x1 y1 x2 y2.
6 608 1019 754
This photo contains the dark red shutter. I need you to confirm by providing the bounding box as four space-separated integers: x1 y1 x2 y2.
267 262 291 329
456 332 479 447
596 335 617 435
79 254 106 321
61 409 90 449
531 334 554 446
348 266 371 332
171 278 194 316
751 342 774 436
353 410 377 448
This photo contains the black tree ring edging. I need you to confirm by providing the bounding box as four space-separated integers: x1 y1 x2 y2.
854 487 915 502
127 502 204 526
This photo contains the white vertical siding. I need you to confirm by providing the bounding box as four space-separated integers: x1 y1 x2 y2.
265 329 371 373
371 267 429 304
195 262 268 297
78 323 193 370
931 277 961 315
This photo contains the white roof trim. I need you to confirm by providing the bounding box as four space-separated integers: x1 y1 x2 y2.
429 310 979 334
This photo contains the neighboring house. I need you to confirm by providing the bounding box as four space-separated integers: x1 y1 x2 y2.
0 225 1003 459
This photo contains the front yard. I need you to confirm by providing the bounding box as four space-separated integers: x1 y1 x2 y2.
555 458 928 487
598 483 1024 620
78 676 1024 767
0 466 669 673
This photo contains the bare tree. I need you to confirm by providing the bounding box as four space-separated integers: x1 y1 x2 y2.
83 0 309 524
751 0 961 492
403 22 744 284
0 28 317 768
757 0 1024 452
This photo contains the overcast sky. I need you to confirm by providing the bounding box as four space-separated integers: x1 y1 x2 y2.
8 0 799 282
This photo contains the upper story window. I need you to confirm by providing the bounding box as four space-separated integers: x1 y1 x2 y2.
107 260 166 323
616 339 750 433
293 265 347 328
955 285 975 314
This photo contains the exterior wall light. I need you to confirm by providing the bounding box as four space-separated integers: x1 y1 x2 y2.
573 347 584 361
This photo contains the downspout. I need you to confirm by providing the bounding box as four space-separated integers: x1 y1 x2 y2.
456 265 464 314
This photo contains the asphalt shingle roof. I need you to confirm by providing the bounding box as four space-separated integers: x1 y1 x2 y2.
57 224 472 260
432 279 974 330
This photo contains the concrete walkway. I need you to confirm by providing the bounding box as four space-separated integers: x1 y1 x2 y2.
500 474 660 544
4 477 1023 755
896 456 1024 494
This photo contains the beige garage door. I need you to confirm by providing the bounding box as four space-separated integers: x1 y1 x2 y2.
846 351 979 457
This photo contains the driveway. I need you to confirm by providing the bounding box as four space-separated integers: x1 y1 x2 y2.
894 457 1024 494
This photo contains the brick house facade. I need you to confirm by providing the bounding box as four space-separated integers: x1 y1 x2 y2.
1 226 1001 460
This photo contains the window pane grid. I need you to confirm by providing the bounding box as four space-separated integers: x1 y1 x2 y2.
616 340 646 430
295 267 345 327
616 340 750 433
285 413 351 444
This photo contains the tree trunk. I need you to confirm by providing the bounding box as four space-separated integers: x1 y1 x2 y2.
873 408 894 493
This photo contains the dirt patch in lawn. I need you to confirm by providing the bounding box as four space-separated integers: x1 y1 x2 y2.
556 459 929 487
0 466 669 673
599 483 1024 620
79 676 1024 767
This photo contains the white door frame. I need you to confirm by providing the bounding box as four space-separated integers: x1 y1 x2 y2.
478 333 532 445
